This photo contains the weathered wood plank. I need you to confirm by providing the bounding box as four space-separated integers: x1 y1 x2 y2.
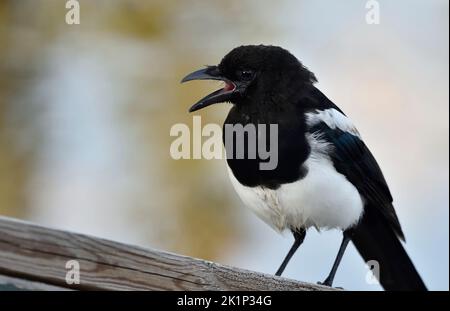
0 216 335 291
0 275 72 291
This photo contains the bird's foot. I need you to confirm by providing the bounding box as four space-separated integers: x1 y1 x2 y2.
317 279 343 289
317 280 332 287
317 276 333 287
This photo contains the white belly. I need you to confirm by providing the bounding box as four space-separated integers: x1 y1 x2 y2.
227 155 364 233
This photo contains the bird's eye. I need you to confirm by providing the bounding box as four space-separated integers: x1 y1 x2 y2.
237 70 254 81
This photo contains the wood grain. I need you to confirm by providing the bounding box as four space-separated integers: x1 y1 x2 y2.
0 216 337 291
0 275 72 291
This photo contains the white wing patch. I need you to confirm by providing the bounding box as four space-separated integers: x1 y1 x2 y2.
305 108 361 138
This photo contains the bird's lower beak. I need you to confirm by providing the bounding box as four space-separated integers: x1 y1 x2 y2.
181 66 237 112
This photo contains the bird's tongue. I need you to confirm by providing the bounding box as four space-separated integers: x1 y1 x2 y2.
223 82 236 92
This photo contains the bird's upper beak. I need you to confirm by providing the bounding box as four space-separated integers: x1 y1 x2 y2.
181 66 237 112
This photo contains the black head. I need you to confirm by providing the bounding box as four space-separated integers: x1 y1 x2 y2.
181 45 317 112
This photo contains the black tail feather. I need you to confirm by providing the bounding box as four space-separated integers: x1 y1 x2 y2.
351 207 427 291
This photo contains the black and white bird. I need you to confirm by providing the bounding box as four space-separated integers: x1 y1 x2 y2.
181 45 427 290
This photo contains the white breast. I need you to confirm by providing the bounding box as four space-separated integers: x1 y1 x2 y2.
227 133 364 233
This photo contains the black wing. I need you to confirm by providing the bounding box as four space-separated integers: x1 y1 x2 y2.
309 122 405 240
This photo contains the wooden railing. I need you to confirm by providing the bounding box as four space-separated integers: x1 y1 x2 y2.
0 216 335 291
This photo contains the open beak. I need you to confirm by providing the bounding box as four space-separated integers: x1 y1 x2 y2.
181 66 237 112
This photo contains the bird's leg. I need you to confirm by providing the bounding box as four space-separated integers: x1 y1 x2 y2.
319 230 353 287
275 228 306 276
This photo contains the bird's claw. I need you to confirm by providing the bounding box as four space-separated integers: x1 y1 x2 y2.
317 280 331 286
317 281 343 289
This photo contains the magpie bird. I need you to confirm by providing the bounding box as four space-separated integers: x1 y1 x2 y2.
181 45 427 290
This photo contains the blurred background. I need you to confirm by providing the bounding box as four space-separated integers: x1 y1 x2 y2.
0 0 448 290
